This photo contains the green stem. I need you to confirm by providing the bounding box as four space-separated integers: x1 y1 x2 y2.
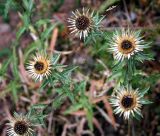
128 119 131 136
124 59 129 85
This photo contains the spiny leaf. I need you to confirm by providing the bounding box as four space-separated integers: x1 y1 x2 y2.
141 99 153 105
52 94 66 109
140 87 150 97
52 53 61 65
61 65 78 75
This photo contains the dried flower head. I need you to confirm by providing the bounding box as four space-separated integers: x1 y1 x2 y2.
68 8 94 39
110 86 144 120
109 29 147 61
7 113 34 136
26 52 52 81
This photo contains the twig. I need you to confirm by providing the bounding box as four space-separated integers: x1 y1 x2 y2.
18 48 30 85
61 123 77 136
81 130 94 136
93 117 104 136
2 127 8 136
54 50 73 55
49 27 58 54
101 26 160 31
3 99 12 119
128 119 131 136
96 106 117 128
76 118 86 136
69 110 86 116
122 0 132 26
132 120 135 136
2 99 12 136
48 111 54 133
102 96 118 129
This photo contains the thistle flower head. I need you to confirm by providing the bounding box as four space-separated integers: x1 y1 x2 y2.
110 86 144 120
7 113 34 136
68 8 94 39
26 52 52 81
109 29 147 61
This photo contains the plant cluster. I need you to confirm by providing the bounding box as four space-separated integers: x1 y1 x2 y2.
0 0 159 135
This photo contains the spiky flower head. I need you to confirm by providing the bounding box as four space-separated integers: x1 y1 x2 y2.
110 86 145 120
68 8 95 40
109 29 148 62
26 52 52 81
7 112 34 136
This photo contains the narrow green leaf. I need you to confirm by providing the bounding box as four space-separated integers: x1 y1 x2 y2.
35 19 51 28
41 22 59 41
4 0 12 17
12 46 19 79
64 104 83 114
24 41 41 61
16 26 26 39
86 107 94 131
0 56 12 76
28 0 34 12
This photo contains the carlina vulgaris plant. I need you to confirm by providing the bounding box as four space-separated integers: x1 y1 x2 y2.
108 28 153 134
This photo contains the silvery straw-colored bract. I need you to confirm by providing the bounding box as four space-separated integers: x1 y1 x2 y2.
108 29 148 62
68 8 95 40
110 86 144 120
7 112 34 136
26 52 52 81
